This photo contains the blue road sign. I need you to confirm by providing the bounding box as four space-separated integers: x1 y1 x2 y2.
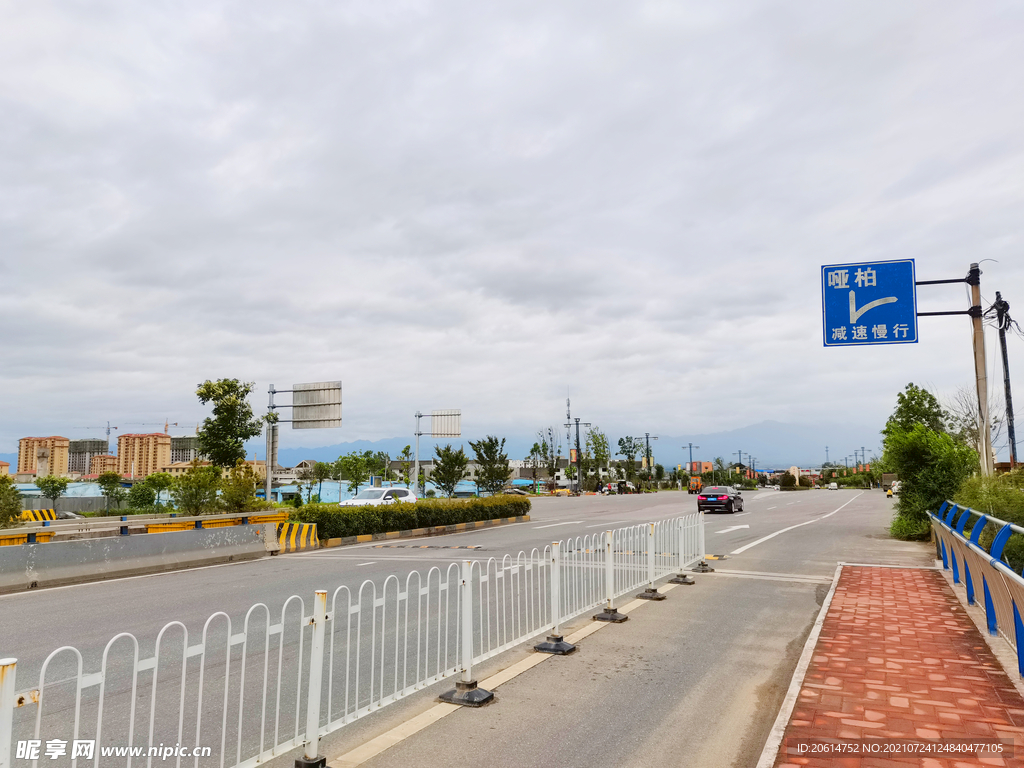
822 259 917 347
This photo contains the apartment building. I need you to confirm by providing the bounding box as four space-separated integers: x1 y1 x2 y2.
117 433 172 478
170 436 205 464
17 436 70 476
69 439 109 474
89 454 118 475
0 461 8 477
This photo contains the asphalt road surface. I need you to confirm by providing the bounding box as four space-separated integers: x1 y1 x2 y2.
0 488 933 768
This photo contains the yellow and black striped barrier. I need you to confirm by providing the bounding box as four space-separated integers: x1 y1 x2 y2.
19 509 57 522
277 523 319 552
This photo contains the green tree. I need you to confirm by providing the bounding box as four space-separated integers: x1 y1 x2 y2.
336 452 370 494
170 460 221 515
469 436 512 495
884 423 977 538
312 461 333 500
34 476 70 508
884 382 947 436
97 471 126 511
432 444 469 498
587 428 611 485
126 482 157 508
221 459 261 512
398 445 413 487
780 471 796 488
145 472 174 506
528 442 546 493
617 437 642 481
0 475 22 528
196 379 268 468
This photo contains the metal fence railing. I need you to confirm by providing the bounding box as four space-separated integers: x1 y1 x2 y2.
930 501 1024 678
0 513 704 768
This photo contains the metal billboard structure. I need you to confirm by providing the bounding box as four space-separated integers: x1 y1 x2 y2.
414 409 462 493
265 381 342 500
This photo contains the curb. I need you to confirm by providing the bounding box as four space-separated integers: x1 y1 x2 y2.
319 515 531 549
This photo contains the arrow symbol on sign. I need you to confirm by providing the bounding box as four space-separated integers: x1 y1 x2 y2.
717 525 750 534
849 291 897 324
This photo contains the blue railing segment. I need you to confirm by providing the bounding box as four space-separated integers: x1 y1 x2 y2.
955 508 972 536
984 578 998 636
991 524 1014 563
945 504 960 526
941 538 949 570
965 562 976 605
969 516 988 546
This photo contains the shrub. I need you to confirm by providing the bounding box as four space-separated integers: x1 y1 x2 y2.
953 469 1024 571
291 496 531 540
889 513 931 541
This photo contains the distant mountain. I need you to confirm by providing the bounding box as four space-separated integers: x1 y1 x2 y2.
243 420 882 472
0 453 14 468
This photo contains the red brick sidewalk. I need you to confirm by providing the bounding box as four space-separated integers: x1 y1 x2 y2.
773 566 1024 768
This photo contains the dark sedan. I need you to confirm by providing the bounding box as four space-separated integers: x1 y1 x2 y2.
697 486 744 514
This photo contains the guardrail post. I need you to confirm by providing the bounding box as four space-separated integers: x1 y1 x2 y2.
536 542 577 653
0 658 15 768
440 561 494 705
120 516 129 536
670 517 696 585
593 530 627 622
637 523 666 600
692 512 714 573
296 591 327 768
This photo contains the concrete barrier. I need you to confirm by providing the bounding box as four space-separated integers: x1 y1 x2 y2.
0 523 279 594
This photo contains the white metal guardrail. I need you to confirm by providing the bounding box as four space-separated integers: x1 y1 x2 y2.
930 501 1024 679
0 513 704 768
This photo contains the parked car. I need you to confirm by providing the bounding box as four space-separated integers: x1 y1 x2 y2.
55 511 84 519
339 487 417 506
697 486 744 514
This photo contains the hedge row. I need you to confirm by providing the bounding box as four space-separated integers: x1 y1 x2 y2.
289 496 531 540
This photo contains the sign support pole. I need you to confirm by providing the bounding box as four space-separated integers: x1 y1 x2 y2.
968 264 993 475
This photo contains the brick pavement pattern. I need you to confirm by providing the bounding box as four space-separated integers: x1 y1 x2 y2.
773 566 1024 768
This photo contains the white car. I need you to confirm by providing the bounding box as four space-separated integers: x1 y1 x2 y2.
339 487 418 506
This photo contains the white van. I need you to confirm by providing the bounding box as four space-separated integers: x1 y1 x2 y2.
828 482 839 490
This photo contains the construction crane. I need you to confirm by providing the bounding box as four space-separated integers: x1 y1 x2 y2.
123 420 194 434
74 421 119 453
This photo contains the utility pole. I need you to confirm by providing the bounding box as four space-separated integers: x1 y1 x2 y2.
968 264 994 475
825 445 829 465
991 292 1017 468
643 433 658 490
685 442 700 475
563 399 590 494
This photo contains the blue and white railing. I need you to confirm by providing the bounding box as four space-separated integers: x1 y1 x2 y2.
930 501 1024 678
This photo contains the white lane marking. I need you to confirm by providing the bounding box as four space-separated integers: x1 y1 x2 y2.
356 561 377 566
730 492 865 555
585 520 629 528
767 506 777 510
734 512 751 517
717 525 750 534
533 521 584 529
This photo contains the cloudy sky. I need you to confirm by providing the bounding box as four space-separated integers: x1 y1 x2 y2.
1 0 1021 460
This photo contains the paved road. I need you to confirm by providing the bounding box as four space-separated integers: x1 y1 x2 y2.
0 489 933 767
